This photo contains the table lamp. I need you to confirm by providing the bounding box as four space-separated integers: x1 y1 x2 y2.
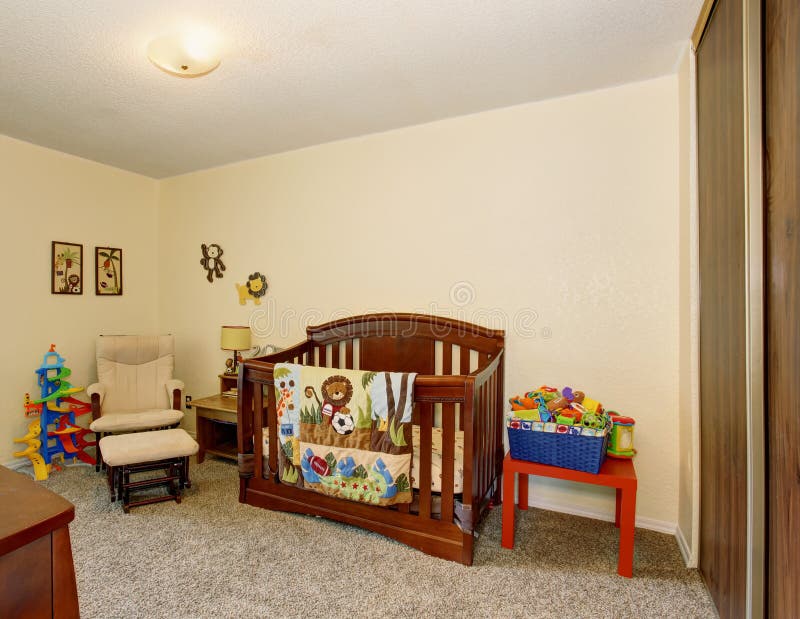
220 326 251 375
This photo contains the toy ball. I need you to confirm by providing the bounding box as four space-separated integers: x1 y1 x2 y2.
332 411 355 435
585 412 607 430
309 455 330 477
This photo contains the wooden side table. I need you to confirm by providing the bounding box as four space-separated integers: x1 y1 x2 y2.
0 466 79 618
193 394 238 463
501 453 638 577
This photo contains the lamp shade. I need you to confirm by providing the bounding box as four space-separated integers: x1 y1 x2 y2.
220 326 251 351
147 30 221 78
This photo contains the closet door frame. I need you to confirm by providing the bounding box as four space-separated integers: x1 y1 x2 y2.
742 0 764 617
694 0 765 616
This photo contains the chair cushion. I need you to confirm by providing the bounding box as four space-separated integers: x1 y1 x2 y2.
99 429 198 467
90 409 184 433
96 335 176 412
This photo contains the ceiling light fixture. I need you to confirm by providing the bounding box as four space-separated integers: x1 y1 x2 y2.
147 27 221 78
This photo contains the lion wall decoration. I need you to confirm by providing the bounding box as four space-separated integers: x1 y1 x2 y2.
235 272 268 305
200 243 225 283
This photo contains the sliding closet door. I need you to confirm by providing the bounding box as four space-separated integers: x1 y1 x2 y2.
696 0 749 616
764 0 800 616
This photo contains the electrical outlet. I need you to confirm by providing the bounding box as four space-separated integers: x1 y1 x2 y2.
185 395 192 409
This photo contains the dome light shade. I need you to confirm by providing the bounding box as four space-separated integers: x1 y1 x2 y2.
147 29 221 78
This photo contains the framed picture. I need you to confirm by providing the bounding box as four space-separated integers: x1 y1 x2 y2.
95 247 123 295
51 241 83 294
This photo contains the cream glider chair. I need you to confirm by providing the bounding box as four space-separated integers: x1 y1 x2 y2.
88 335 185 471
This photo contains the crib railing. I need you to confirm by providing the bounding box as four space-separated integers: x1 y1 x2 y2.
236 314 504 564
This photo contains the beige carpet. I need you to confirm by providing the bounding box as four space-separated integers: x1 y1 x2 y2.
41 458 716 618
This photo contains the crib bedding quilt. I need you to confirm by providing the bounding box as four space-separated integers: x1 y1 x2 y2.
272 363 416 506
266 425 465 494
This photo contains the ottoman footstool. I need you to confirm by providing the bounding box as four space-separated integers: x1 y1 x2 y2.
99 428 199 513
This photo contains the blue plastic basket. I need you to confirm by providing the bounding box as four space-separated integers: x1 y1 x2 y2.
507 424 609 474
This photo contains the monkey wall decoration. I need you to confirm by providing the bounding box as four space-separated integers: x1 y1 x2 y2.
200 243 226 283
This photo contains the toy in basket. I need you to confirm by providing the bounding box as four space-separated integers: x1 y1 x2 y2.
507 385 616 474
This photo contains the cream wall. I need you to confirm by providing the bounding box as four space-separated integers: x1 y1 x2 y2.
0 135 159 465
158 75 681 526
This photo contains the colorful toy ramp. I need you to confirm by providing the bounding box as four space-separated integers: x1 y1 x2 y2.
50 420 96 465
46 397 92 414
60 396 92 414
34 369 82 403
13 420 48 480
13 345 97 479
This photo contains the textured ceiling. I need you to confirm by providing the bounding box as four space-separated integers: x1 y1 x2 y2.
0 0 702 178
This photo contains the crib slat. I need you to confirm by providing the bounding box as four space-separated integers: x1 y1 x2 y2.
345 340 354 369
484 378 490 501
331 342 340 368
495 355 505 504
441 401 456 523
484 381 491 496
488 371 496 499
442 342 458 430
266 383 279 481
254 386 263 477
411 403 420 426
418 404 433 519
460 350 470 432
238 376 255 457
317 345 326 367
475 382 482 499
487 376 495 496
487 379 493 495
442 342 461 428
460 348 470 375
478 382 486 498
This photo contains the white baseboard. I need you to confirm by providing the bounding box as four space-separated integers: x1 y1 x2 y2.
2 457 32 471
528 496 677 535
3 454 96 476
676 524 696 567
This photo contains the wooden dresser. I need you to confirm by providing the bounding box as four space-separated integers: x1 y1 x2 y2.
0 465 79 618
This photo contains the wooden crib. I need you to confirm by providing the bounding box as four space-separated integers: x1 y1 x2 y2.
236 313 505 565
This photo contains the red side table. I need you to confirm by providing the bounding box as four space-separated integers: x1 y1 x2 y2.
501 452 638 577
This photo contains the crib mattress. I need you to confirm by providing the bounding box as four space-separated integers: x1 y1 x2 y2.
262 425 464 494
